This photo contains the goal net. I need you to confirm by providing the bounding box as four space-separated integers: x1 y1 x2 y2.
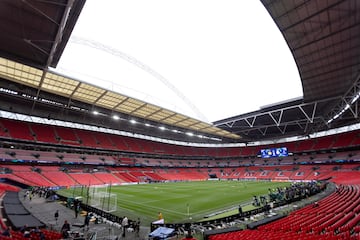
87 186 117 213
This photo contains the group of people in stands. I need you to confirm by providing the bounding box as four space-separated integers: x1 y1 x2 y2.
23 186 59 202
268 181 322 202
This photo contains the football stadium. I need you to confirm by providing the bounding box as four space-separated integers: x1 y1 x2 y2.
0 1 360 240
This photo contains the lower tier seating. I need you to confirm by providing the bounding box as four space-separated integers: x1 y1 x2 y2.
208 185 360 240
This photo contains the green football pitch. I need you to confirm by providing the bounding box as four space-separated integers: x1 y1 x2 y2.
57 180 289 225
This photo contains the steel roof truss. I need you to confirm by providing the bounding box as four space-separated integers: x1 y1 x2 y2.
257 127 268 136
30 0 75 113
298 102 317 123
244 117 257 128
326 72 360 124
242 130 250 136
342 97 358 118
295 120 306 130
237 118 311 136
268 110 284 126
23 0 61 26
67 82 82 107
225 121 236 128
276 123 288 135
216 100 325 137
24 40 50 56
31 70 47 112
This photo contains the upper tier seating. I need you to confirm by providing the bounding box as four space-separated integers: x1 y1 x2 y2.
55 126 79 145
93 132 115 150
312 135 335 151
76 129 98 148
30 123 58 144
1 119 33 141
332 131 357 149
296 138 315 152
2 118 360 159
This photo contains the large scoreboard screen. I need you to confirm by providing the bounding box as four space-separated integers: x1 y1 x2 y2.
260 147 288 158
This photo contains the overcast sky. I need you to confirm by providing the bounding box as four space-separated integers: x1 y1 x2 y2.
56 0 303 123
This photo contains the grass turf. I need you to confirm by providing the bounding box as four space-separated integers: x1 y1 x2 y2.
57 180 289 225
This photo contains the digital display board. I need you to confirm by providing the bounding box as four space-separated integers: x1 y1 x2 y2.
260 147 288 158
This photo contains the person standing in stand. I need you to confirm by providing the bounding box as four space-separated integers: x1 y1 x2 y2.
84 213 91 230
74 201 80 218
135 218 140 237
54 210 59 224
121 216 128 238
61 220 71 238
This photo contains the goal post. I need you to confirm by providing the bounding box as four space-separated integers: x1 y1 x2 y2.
87 185 117 213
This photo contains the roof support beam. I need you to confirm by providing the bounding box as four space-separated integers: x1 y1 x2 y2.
23 0 60 26
225 121 236 128
268 110 284 126
129 103 147 115
214 98 334 127
244 117 256 128
158 112 178 121
112 97 129 111
258 127 268 136
298 102 317 123
31 0 75 112
23 40 50 56
144 108 163 118
281 0 346 32
293 21 358 52
67 82 82 107
94 90 109 104
326 72 360 125
276 123 287 134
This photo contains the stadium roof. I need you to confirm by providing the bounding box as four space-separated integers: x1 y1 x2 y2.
0 0 360 144
0 0 85 69
215 0 360 142
0 57 239 140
